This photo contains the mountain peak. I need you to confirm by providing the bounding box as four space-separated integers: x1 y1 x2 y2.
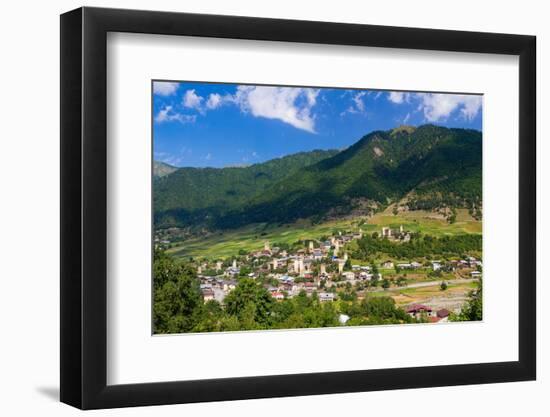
155 124 482 229
391 125 417 137
153 161 178 178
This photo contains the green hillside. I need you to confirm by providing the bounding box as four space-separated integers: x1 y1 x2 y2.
154 149 339 227
155 124 482 230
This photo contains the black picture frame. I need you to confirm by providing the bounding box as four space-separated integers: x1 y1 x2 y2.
60 6 536 410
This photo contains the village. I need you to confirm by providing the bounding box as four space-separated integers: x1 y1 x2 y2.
177 224 483 324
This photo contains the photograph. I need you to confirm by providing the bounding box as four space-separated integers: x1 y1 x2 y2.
0 0 543 413
152 81 483 334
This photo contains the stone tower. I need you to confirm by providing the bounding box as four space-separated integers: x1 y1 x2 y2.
298 258 305 276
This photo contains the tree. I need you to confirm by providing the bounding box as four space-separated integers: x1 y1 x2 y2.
224 278 274 327
344 258 352 271
451 279 482 321
448 208 457 224
359 296 412 323
429 269 443 278
153 250 203 334
193 300 224 333
382 279 391 290
238 265 252 277
294 288 308 302
369 275 380 289
440 281 448 291
370 262 379 274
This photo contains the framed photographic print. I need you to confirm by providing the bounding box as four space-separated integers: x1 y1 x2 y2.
60 6 536 410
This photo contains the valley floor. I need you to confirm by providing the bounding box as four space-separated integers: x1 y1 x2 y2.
155 209 482 323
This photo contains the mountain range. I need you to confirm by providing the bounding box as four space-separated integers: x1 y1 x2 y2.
154 124 482 230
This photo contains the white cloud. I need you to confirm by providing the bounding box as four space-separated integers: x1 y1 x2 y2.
154 105 196 124
388 91 409 104
403 112 411 124
153 81 179 96
205 153 212 161
341 91 368 117
183 89 204 111
373 91 383 100
158 86 321 131
233 86 319 133
458 95 483 121
206 93 223 109
352 92 367 112
387 91 482 122
304 89 319 106
415 93 482 122
163 155 184 166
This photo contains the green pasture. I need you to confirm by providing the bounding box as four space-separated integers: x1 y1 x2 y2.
166 209 481 260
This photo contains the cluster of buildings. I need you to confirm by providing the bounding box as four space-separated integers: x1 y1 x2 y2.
380 225 411 242
191 226 482 320
196 230 372 304
381 256 482 275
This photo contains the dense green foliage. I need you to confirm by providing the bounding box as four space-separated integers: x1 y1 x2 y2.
154 149 338 227
154 125 482 230
352 233 482 260
450 279 482 322
341 296 415 326
153 251 416 334
153 250 204 333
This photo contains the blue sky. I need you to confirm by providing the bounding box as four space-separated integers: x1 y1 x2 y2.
153 81 482 168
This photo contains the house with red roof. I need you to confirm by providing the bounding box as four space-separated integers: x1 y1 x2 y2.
405 304 436 318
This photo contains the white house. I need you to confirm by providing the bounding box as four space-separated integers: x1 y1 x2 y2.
201 289 215 302
382 261 394 269
343 271 356 281
319 292 335 302
431 261 442 271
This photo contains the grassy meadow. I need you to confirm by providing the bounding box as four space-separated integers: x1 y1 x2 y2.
167 208 482 261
